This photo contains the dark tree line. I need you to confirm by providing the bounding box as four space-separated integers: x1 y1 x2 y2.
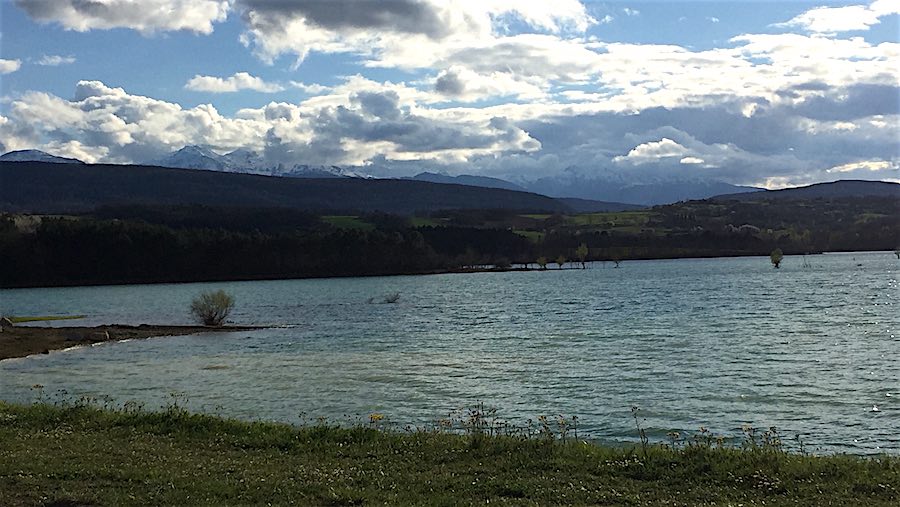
1 196 896 288
0 215 533 287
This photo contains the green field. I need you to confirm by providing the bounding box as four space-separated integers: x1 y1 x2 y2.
512 229 545 242
409 216 442 227
1 402 897 506
565 211 652 227
320 215 375 231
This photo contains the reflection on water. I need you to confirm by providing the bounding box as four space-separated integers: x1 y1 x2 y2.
1 252 897 454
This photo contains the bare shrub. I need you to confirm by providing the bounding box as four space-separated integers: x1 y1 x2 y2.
190 290 235 326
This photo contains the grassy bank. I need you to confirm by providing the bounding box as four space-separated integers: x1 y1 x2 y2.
0 402 897 505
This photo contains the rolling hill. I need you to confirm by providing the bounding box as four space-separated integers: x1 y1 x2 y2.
713 180 900 201
0 161 569 215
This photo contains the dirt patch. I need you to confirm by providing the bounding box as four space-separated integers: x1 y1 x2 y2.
0 324 261 361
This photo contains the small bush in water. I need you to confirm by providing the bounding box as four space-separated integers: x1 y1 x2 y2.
190 290 235 326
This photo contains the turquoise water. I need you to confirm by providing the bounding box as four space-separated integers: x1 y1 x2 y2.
1 252 897 454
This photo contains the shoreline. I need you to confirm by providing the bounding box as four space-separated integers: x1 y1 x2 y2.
1 248 894 290
0 324 262 361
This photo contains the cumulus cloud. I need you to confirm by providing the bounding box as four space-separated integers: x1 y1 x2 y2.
826 159 897 173
5 1 900 188
36 54 76 66
2 79 538 167
433 65 545 101
185 72 285 93
775 1 899 34
14 0 230 34
236 0 595 65
614 138 690 164
0 58 21 74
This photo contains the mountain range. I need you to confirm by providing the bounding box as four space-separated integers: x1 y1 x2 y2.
141 146 758 204
0 161 569 215
149 145 370 178
0 149 85 164
6 148 894 208
714 180 900 201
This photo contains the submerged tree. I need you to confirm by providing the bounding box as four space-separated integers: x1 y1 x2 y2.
536 256 548 270
190 289 235 326
770 248 784 269
576 243 589 269
555 254 567 269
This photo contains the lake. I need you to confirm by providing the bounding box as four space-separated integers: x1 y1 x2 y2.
1 252 897 454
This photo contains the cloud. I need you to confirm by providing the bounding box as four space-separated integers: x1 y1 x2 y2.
4 1 900 189
0 59 21 74
614 138 690 164
14 0 230 34
185 72 285 93
237 0 595 65
2 79 538 167
826 159 896 173
775 1 899 34
433 65 545 102
36 54 76 66
289 81 331 94
707 17 720 23
623 8 640 16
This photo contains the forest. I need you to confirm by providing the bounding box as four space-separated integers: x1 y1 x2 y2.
1 195 896 287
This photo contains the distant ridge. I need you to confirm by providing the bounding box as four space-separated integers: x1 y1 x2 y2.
713 180 900 201
556 197 644 212
0 149 84 164
408 172 526 192
523 172 759 206
0 161 569 215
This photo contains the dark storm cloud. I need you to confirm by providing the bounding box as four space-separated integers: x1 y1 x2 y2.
260 90 533 165
15 0 228 33
786 84 900 122
237 0 452 39
435 70 466 96
353 91 402 120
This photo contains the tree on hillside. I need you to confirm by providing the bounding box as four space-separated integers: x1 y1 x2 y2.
576 243 588 269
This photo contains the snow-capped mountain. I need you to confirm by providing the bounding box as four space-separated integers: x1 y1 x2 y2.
148 146 233 172
222 148 265 172
0 149 85 164
146 146 373 178
143 147 757 204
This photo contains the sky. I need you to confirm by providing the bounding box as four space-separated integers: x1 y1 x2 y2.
0 0 898 188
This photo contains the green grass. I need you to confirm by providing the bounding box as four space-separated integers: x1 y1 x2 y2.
410 216 442 227
512 229 545 242
0 402 897 506
566 211 652 227
321 215 376 231
7 315 85 323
